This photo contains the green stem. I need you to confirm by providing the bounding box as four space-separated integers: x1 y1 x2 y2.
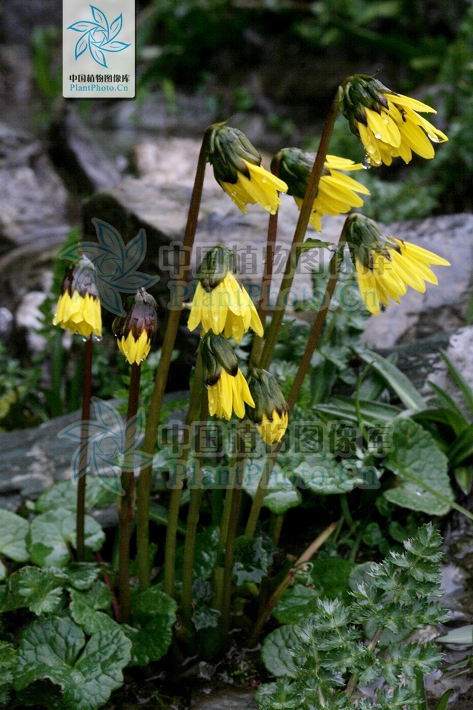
76 336 93 562
118 362 141 624
136 128 211 591
345 625 383 698
245 223 347 538
259 96 339 371
214 452 239 613
250 155 281 369
163 352 204 597
270 514 284 546
220 481 242 643
181 395 209 632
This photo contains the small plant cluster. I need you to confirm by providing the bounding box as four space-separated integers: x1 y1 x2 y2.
0 73 462 709
257 524 449 710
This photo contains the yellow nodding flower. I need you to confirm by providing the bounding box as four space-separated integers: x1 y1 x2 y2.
208 368 255 420
339 75 448 167
278 149 370 231
117 330 152 365
257 410 289 446
207 123 287 215
53 257 102 338
219 161 288 215
188 245 263 342
347 216 450 315
112 289 158 365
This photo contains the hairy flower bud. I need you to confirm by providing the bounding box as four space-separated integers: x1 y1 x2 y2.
53 255 102 338
246 368 289 445
201 333 254 420
113 289 158 365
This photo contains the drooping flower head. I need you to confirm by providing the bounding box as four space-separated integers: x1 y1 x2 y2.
188 245 263 343
53 255 102 338
338 74 448 167
112 289 158 365
346 214 450 315
275 148 370 231
245 368 289 445
201 333 255 420
207 122 288 214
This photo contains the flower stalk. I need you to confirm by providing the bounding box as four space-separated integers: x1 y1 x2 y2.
117 361 141 625
137 128 211 591
259 95 339 370
76 336 93 561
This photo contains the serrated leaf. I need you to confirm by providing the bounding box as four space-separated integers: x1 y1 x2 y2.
70 582 118 635
384 419 453 516
127 587 177 665
36 478 116 514
294 452 364 494
28 510 105 567
436 625 473 644
4 567 63 615
305 558 355 602
261 625 299 677
193 606 221 631
233 536 269 586
0 508 29 562
53 563 102 591
14 617 131 710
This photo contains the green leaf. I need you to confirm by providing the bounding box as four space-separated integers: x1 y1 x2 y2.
434 689 453 710
294 452 364 494
414 407 468 437
447 422 473 466
14 616 132 710
3 567 63 615
427 382 469 428
53 563 102 591
0 508 29 562
243 463 301 515
384 419 454 516
273 585 319 624
193 606 221 631
70 582 119 635
36 478 116 514
440 350 473 418
0 640 16 704
316 397 401 424
127 586 177 666
305 558 355 602
261 625 299 677
436 625 473 644
454 466 473 495
355 348 426 411
232 536 269 586
28 510 105 567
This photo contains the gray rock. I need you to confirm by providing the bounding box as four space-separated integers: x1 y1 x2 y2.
48 106 121 193
362 214 472 348
0 122 70 252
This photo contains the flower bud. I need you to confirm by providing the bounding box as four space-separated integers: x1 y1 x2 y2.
201 333 254 420
113 289 158 365
197 245 238 291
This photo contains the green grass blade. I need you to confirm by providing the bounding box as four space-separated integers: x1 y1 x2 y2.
354 348 426 411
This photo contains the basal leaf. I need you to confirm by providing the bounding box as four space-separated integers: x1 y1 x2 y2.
384 419 453 516
36 478 116 514
14 617 131 710
28 510 105 567
243 463 301 515
0 640 16 704
70 582 118 635
273 585 319 624
0 508 29 562
127 587 177 666
261 625 299 678
4 567 63 615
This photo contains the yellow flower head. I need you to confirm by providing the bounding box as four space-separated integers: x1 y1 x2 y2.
246 368 289 445
53 256 102 338
347 215 450 315
207 122 287 214
276 148 370 231
112 289 158 365
201 333 255 420
188 245 263 342
339 75 448 167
